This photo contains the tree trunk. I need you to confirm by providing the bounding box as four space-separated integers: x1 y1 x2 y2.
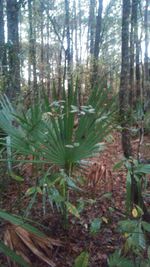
0 0 7 78
144 0 150 107
46 3 51 98
120 0 149 218
119 0 132 158
134 0 141 100
32 0 37 96
129 0 135 106
28 0 37 101
65 0 72 92
40 1 44 91
74 0 79 66
78 0 82 64
6 0 20 100
88 0 96 56
91 0 103 86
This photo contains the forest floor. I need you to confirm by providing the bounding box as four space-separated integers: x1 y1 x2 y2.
0 132 150 267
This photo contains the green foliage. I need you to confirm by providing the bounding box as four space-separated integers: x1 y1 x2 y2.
108 250 150 267
90 218 102 236
0 86 114 225
0 87 114 168
108 251 134 267
124 158 150 213
0 241 31 267
113 217 150 266
144 111 150 133
73 251 89 267
119 219 146 253
109 217 150 267
109 157 150 267
0 209 45 237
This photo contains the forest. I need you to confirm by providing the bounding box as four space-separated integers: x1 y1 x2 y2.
0 0 150 266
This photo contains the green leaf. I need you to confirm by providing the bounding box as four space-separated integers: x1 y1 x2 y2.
66 177 81 191
9 172 24 182
147 246 150 260
0 241 31 267
118 219 137 233
66 202 80 218
108 251 134 267
0 210 45 237
142 221 150 232
135 164 150 174
90 218 102 235
25 186 42 196
73 251 89 267
126 171 132 213
113 160 124 171
76 199 85 213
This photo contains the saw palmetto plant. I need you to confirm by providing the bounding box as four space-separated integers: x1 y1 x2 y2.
0 85 115 226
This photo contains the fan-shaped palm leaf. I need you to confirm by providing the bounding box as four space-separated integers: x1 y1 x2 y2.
0 86 115 169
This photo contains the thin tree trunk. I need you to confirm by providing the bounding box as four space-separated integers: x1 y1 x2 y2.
92 0 103 86
32 0 37 96
119 0 132 158
65 0 72 92
129 0 135 106
89 0 96 56
28 0 37 101
28 0 32 90
0 0 7 78
40 1 44 90
46 4 51 98
144 0 150 106
74 0 79 66
78 0 82 64
6 0 20 100
134 0 141 100
144 0 149 81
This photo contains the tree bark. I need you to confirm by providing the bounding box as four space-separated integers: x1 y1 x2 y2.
65 0 72 92
129 0 135 106
88 0 96 56
6 0 20 100
134 0 141 100
91 0 103 86
40 1 44 90
144 0 150 107
28 0 37 100
119 0 132 158
0 0 7 78
46 2 51 98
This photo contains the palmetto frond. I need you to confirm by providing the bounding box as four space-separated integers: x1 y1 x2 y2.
0 87 115 168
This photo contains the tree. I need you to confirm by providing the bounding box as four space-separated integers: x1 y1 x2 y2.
119 0 132 158
88 0 96 56
28 0 37 99
65 0 72 90
120 0 149 218
0 0 6 79
134 0 141 100
39 1 44 90
92 0 103 86
6 0 20 100
129 0 136 106
129 0 141 105
144 0 150 105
